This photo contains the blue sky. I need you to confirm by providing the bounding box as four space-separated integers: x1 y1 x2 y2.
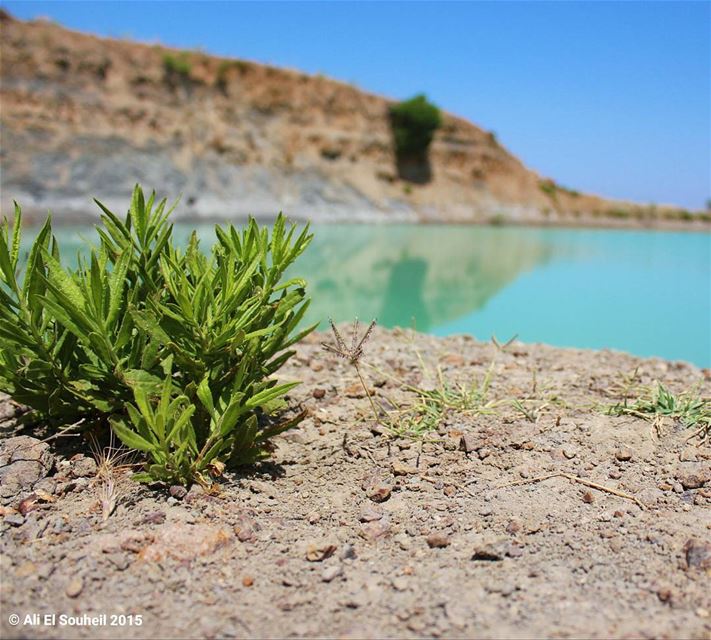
4 1 709 209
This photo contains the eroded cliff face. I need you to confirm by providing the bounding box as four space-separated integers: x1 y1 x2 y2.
0 12 693 224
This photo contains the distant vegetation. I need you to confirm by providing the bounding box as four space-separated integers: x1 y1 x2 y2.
389 94 442 158
162 52 192 80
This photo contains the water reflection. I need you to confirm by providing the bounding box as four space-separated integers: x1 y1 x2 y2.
293 225 554 331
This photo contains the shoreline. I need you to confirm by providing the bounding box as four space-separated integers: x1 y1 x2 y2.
10 207 711 234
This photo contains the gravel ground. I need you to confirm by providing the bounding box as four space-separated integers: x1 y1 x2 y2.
1 327 709 639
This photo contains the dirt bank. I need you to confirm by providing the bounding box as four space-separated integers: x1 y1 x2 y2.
1 328 709 639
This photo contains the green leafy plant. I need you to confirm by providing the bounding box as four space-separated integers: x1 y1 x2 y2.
0 186 315 485
389 94 442 158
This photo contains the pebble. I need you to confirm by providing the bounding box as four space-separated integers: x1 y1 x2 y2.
359 505 383 522
65 577 83 598
393 533 411 550
4 513 24 527
505 519 522 534
678 471 708 490
471 543 504 561
359 518 391 541
367 484 392 503
141 511 166 525
312 388 326 400
242 575 254 587
321 565 343 583
391 461 417 476
684 538 711 570
169 485 187 499
340 544 357 560
615 447 633 462
305 541 337 562
69 455 98 478
105 553 130 571
426 533 451 548
392 576 409 591
459 434 478 454
582 490 595 504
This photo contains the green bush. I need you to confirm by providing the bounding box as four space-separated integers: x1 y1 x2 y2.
163 52 192 78
538 180 558 198
389 94 442 157
0 186 314 485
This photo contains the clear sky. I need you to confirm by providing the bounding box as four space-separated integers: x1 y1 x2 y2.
3 0 709 209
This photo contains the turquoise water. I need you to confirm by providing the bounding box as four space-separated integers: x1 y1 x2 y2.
18 223 711 367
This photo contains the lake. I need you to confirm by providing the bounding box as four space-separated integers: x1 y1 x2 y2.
18 223 711 367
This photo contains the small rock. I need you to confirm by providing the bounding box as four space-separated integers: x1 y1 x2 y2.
471 544 504 561
64 477 90 493
306 541 337 562
4 513 24 527
677 470 709 490
684 538 711 570
459 434 478 454
615 447 633 462
321 565 343 583
242 575 254 587
505 519 522 534
139 524 232 562
184 484 205 503
105 553 130 571
392 576 409 591
358 505 383 522
69 455 98 478
15 561 37 577
0 436 55 503
65 577 84 598
18 495 42 516
312 388 326 400
657 587 674 603
562 447 577 459
234 513 260 542
609 538 623 553
169 485 187 499
366 484 392 503
393 533 411 550
359 518 391 542
582 490 595 504
141 511 166 525
340 544 357 560
391 461 416 476
478 448 492 460
344 383 366 398
679 449 698 462
505 543 524 558
426 533 451 548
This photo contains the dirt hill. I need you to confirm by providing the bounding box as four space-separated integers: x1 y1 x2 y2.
0 11 706 227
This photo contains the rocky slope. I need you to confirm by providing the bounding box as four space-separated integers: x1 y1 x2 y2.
0 11 706 227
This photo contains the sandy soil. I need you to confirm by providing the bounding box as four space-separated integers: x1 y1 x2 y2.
1 328 709 639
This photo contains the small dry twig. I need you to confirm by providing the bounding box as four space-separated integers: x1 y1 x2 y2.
495 472 646 510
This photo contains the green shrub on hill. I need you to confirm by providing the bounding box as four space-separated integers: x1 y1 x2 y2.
389 94 442 157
